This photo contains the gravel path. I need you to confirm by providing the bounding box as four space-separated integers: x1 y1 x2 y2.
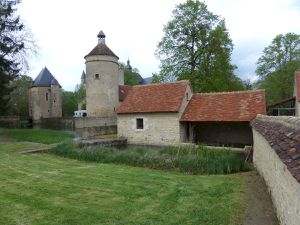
242 171 279 225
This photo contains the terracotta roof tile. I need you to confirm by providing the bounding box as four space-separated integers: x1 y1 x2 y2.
85 43 118 59
251 117 300 183
117 80 189 114
296 72 300 102
180 90 266 122
119 85 132 102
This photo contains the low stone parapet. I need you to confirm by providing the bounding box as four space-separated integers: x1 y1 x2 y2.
251 115 300 225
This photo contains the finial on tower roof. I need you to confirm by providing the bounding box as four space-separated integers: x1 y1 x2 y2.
97 30 106 44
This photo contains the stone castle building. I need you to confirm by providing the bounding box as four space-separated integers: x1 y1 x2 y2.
82 31 266 146
29 67 62 122
84 31 124 118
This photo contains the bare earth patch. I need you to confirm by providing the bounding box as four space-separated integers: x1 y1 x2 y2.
242 171 279 225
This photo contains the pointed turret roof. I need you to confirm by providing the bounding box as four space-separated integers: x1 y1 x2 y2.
51 78 59 86
81 70 86 80
85 31 119 59
32 67 59 87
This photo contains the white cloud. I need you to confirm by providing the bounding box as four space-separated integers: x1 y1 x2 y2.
19 0 300 90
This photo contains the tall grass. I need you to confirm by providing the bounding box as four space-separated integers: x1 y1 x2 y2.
51 142 250 174
0 128 74 144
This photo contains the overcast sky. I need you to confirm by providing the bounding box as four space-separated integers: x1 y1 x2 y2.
19 0 300 91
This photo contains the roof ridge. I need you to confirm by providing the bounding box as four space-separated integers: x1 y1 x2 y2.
132 80 189 88
193 89 265 96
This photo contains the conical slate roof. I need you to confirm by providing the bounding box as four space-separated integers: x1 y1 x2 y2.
51 78 59 85
81 71 86 79
32 67 60 87
85 43 119 59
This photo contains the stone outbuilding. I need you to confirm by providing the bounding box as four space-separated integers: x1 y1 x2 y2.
117 80 266 147
180 90 266 147
117 80 192 146
29 67 62 122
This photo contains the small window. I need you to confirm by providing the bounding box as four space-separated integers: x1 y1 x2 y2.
136 118 144 129
186 92 189 101
46 93 49 101
95 74 99 79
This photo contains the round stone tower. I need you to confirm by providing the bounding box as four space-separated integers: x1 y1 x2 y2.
84 31 120 117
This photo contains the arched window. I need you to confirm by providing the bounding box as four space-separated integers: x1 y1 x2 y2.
95 74 99 79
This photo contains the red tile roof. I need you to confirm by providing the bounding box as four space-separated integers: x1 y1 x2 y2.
296 72 300 102
119 85 132 102
180 90 266 122
117 80 189 114
251 117 300 183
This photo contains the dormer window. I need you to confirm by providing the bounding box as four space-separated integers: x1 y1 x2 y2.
95 74 99 79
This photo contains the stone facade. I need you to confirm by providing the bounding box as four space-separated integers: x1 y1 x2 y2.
75 116 117 139
252 116 300 225
29 85 62 121
294 72 300 116
117 83 192 145
85 55 121 117
118 113 181 145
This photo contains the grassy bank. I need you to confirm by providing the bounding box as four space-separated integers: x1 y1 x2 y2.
0 141 244 225
0 128 74 144
51 142 250 174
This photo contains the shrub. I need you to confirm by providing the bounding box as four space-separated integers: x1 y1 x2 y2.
51 143 250 175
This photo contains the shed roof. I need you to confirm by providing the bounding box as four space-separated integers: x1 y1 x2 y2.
180 90 266 122
32 67 60 87
117 80 189 114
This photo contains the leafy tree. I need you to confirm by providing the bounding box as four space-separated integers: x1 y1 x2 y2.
119 62 141 85
62 91 77 117
6 75 32 116
256 33 300 104
74 83 86 110
0 0 35 115
256 33 300 77
155 0 244 92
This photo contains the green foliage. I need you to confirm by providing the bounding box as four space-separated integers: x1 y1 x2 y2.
51 143 250 175
255 64 296 104
0 128 74 144
74 83 86 109
5 75 32 116
0 141 244 225
256 33 300 104
155 0 244 92
256 33 300 77
62 91 77 116
120 62 141 85
0 0 34 114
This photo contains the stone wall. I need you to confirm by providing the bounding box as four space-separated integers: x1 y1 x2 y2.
0 116 21 128
75 116 117 139
38 117 74 130
117 113 181 146
251 115 300 225
29 85 62 121
85 55 119 117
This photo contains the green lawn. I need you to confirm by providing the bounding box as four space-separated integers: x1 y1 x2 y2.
0 141 245 225
0 128 74 144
